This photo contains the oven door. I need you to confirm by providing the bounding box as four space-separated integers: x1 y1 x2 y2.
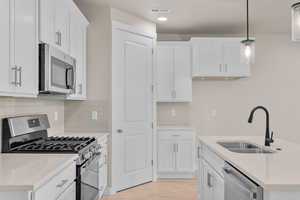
79 155 100 200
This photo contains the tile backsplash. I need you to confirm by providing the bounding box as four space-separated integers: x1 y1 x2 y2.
0 97 65 150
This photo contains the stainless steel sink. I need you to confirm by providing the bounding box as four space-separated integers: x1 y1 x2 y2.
217 142 275 154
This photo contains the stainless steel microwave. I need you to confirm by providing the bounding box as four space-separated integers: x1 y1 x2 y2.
39 43 76 94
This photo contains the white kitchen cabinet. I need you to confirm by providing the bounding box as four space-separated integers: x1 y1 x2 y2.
156 42 192 102
67 2 89 100
56 182 76 200
157 130 195 178
198 142 225 200
34 162 76 200
39 0 71 54
158 140 176 172
191 37 250 78
0 0 38 97
176 140 194 172
98 136 108 198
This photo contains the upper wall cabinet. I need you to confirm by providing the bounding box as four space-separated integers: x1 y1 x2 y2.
67 2 89 100
0 0 38 97
39 0 71 54
191 38 251 78
40 0 89 100
156 42 192 102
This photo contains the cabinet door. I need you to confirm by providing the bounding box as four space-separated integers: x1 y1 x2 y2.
156 45 174 101
54 0 70 52
39 0 55 44
56 182 76 200
174 45 192 102
13 0 38 96
158 139 176 172
202 161 213 200
98 155 107 195
192 38 223 77
0 0 14 94
198 158 205 200
212 170 224 200
176 140 194 172
223 38 250 77
68 5 88 100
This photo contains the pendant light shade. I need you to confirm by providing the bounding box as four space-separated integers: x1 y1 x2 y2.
241 39 255 64
240 0 255 64
292 2 300 41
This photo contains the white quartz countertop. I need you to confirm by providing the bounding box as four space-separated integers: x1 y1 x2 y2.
0 154 77 191
198 136 300 189
157 126 194 131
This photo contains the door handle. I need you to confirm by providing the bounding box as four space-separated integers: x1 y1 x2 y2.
219 64 222 72
55 31 62 46
197 146 200 159
117 129 123 133
11 67 18 86
225 64 228 73
207 172 213 188
17 67 22 87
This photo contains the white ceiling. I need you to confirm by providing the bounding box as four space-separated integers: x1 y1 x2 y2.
77 0 299 34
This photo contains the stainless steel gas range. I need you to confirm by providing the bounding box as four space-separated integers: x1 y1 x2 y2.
2 114 100 200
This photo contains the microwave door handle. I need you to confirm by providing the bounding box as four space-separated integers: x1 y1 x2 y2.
66 68 73 89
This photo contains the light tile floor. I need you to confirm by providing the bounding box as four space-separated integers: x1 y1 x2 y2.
103 179 198 200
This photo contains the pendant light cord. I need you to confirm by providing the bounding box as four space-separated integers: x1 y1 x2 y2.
247 0 249 40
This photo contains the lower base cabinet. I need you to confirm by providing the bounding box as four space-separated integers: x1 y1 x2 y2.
201 160 224 200
56 183 76 200
198 142 224 200
157 130 195 178
98 137 108 199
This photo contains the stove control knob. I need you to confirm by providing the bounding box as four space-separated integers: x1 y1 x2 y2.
84 152 91 160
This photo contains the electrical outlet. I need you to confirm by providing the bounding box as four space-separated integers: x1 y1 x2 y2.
54 112 58 121
171 108 176 117
211 109 217 118
91 111 98 120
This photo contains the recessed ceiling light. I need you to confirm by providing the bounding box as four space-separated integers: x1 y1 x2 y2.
157 16 168 22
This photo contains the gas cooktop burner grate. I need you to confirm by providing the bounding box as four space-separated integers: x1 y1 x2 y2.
10 136 96 153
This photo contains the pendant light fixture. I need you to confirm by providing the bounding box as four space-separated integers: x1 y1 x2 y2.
241 0 255 64
292 2 300 41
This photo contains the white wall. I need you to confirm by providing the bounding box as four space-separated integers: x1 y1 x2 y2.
157 33 300 144
65 2 156 133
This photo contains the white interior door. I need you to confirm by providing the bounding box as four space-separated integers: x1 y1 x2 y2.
112 26 154 192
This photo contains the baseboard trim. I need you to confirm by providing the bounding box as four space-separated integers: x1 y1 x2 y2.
104 186 117 196
158 171 196 179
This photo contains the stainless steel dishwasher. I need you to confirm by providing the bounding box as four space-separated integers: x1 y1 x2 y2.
223 163 263 200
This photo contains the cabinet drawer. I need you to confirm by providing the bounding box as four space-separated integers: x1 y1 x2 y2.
202 145 224 177
35 162 76 200
158 130 194 140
